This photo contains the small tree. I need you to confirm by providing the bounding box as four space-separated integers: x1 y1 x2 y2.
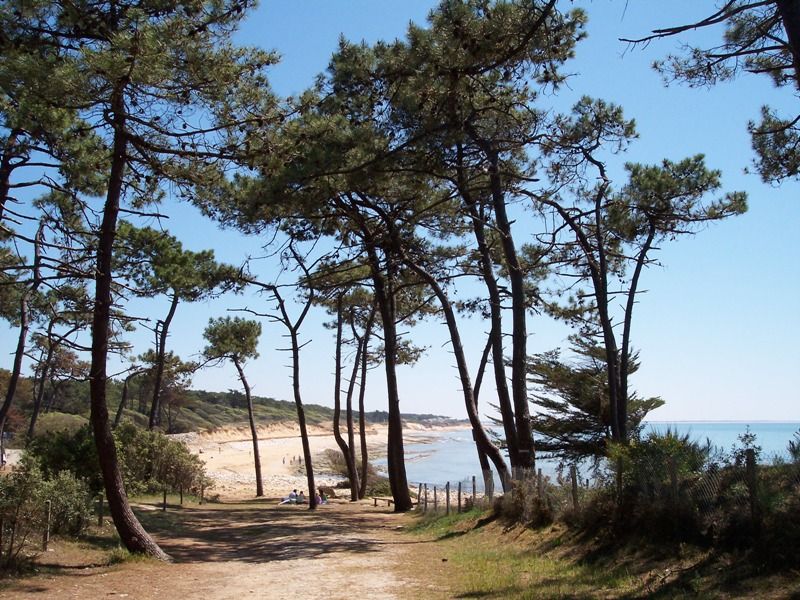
202 317 264 497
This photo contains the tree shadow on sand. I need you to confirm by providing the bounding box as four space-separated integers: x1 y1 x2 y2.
135 500 410 564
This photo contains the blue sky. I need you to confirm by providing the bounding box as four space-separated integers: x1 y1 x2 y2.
3 1 799 422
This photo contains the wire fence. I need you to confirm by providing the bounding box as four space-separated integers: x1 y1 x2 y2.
413 448 800 545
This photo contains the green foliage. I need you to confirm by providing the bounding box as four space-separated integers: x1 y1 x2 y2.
27 424 102 493
633 2 799 183
0 456 92 570
528 334 663 461
202 316 261 363
113 423 208 496
26 423 207 498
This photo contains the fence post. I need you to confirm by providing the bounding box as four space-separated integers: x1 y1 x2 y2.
417 483 422 510
162 487 167 512
97 494 104 526
179 485 184 506
457 481 462 513
745 448 761 533
472 475 476 505
433 486 438 512
570 465 579 511
668 456 678 505
537 468 543 500
42 500 52 551
423 484 428 513
446 482 450 515
200 482 204 505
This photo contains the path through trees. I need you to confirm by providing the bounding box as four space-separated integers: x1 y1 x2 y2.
0 500 448 600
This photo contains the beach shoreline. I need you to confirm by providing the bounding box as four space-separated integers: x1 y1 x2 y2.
174 420 468 500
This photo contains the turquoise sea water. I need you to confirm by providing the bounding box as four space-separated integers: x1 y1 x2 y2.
379 422 800 490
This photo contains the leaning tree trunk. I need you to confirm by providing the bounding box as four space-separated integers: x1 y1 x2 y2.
27 349 52 441
89 90 170 561
473 331 497 496
113 369 142 429
148 292 180 430
344 312 363 500
357 309 375 500
396 246 510 490
0 128 21 221
485 150 535 470
331 298 359 501
463 188 520 465
288 326 317 509
234 356 263 497
0 222 44 431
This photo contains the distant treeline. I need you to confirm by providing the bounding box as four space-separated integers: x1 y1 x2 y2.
0 368 460 437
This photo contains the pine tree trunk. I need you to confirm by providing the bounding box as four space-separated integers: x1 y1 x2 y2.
369 252 412 511
148 293 180 430
234 357 263 497
89 89 169 561
357 309 374 500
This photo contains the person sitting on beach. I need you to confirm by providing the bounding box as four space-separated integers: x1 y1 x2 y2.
297 491 307 504
279 489 298 505
317 488 327 504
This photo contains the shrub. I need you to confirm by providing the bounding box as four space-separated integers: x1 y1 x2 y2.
0 457 91 570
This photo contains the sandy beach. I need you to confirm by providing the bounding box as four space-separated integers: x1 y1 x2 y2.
173 421 459 500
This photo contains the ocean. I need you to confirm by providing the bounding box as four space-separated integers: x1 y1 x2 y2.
377 422 800 491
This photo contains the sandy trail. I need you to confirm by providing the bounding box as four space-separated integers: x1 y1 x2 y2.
1 499 449 600
0 423 461 599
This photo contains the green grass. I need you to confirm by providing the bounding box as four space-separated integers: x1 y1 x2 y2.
407 509 643 599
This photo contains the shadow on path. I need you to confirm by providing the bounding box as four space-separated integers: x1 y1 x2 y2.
135 500 404 564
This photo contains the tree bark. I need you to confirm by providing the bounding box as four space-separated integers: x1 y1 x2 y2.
367 248 413 511
484 150 534 469
289 324 317 509
89 88 170 561
27 336 54 441
396 247 511 490
234 356 263 497
0 222 43 429
461 175 519 464
777 0 800 88
0 128 21 221
344 310 363 500
148 292 180 430
331 297 359 501
473 330 497 494
113 369 142 429
357 308 375 500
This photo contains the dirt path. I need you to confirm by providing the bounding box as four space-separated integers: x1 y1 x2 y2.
0 499 450 600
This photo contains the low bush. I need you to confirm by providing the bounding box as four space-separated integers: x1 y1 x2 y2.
0 457 92 571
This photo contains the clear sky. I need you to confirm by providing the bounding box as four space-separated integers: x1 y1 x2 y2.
3 1 799 423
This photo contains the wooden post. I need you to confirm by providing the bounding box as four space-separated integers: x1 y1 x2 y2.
42 500 51 551
162 487 167 512
200 482 204 505
457 481 462 513
472 475 476 505
668 456 678 506
745 448 761 533
570 465 579 511
537 468 543 500
446 482 450 515
418 483 422 510
97 494 103 526
423 484 428 513
433 486 438 512
179 485 184 506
